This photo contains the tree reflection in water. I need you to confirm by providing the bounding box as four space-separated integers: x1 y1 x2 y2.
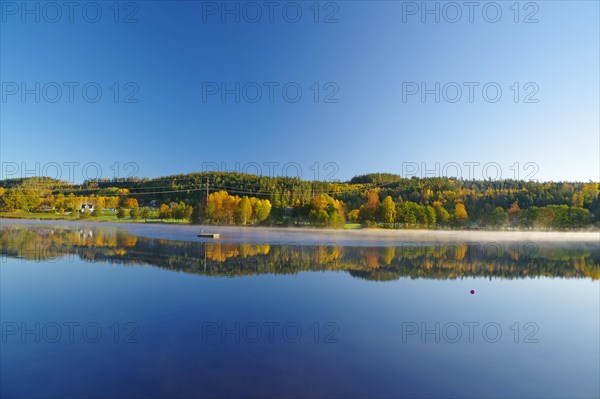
1 225 598 280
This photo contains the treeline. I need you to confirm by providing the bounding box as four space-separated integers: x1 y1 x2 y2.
0 173 598 229
350 194 593 229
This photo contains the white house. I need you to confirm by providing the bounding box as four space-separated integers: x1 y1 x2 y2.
80 204 95 212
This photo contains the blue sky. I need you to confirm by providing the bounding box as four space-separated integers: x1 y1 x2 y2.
1 1 598 183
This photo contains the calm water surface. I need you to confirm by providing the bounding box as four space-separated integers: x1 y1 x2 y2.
1 220 598 398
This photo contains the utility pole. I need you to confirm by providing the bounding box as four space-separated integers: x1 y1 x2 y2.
206 178 209 203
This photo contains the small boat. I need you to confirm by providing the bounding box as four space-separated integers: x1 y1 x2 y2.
197 229 220 238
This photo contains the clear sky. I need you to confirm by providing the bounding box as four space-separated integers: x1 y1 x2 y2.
1 0 598 183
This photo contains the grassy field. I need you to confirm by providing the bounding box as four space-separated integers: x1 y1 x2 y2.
343 223 363 229
0 211 190 224
1 212 364 229
0 211 83 220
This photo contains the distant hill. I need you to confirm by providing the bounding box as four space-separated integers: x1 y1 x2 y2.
349 173 405 185
1 172 598 229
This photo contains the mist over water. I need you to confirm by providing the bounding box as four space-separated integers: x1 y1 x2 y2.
3 218 598 246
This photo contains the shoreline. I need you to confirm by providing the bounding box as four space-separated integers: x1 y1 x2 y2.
2 217 599 244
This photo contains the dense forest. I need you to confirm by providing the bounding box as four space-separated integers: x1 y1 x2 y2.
0 172 598 230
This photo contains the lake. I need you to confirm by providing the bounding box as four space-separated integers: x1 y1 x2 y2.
1 220 598 398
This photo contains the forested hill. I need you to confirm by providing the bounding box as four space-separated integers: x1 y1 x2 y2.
1 173 598 229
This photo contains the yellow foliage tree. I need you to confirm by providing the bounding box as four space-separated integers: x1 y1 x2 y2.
454 203 468 223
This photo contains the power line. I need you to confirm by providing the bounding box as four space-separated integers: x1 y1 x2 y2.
2 177 346 194
0 178 403 200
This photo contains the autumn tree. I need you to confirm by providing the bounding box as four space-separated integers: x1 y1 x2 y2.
0 188 26 211
122 198 139 209
130 207 141 220
172 202 186 220
252 198 272 223
538 206 555 229
507 202 521 226
183 204 193 221
106 196 120 209
454 203 468 225
140 208 150 220
116 207 128 219
235 196 253 225
378 196 397 225
433 202 450 225
52 193 66 212
158 204 172 220
91 205 103 217
309 194 345 228
347 209 360 223
580 183 599 207
66 193 77 212
425 205 437 227
359 190 380 223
